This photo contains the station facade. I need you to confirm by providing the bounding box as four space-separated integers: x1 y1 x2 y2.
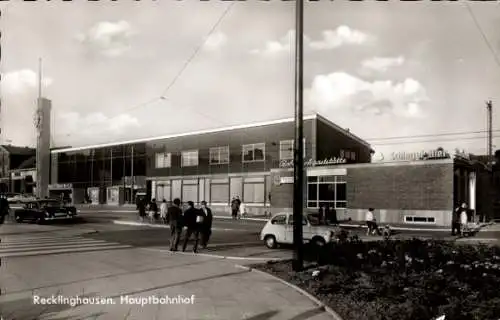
48 113 495 226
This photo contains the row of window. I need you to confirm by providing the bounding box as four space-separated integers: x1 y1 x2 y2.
154 177 269 204
155 140 306 169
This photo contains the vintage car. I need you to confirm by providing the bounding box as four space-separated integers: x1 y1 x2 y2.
13 199 78 224
260 212 338 249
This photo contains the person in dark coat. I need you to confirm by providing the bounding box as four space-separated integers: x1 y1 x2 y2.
0 195 9 225
318 203 329 225
199 201 213 248
230 197 240 220
451 205 461 236
182 201 206 253
137 198 146 222
166 198 183 251
326 206 338 225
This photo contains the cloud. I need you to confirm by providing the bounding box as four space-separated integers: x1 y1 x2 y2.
305 72 428 118
76 20 135 57
1 69 53 95
309 26 373 50
361 56 405 72
251 26 373 55
57 112 140 139
203 32 227 51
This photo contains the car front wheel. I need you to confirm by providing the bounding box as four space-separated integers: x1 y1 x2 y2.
264 235 277 249
312 236 326 247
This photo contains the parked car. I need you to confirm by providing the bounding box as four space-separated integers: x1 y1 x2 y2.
13 199 78 224
6 193 36 204
260 212 337 249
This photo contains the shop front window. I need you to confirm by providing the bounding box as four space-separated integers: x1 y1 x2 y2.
307 175 347 209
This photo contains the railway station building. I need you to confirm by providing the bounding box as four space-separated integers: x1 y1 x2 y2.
49 113 495 226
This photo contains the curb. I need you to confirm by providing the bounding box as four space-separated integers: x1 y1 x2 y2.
234 264 344 320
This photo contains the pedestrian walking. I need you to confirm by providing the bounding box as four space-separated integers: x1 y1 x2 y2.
199 201 213 248
0 194 9 225
239 199 246 219
166 198 183 251
318 203 329 225
160 199 168 224
182 201 205 253
148 199 158 223
365 208 376 236
451 205 461 236
137 198 146 222
327 206 338 225
230 197 240 220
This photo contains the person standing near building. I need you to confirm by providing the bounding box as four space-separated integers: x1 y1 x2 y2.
365 208 375 236
239 199 246 219
199 201 213 248
318 203 329 225
148 198 158 223
459 202 469 236
182 201 205 253
0 194 9 225
160 199 168 224
231 197 239 220
451 205 461 236
137 198 146 222
166 198 183 251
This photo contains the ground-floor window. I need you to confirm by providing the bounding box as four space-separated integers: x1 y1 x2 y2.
243 176 265 203
182 179 198 203
307 175 346 209
156 181 171 201
211 178 229 203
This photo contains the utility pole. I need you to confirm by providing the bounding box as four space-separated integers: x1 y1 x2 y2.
35 58 43 199
487 100 493 164
292 0 304 272
130 145 134 204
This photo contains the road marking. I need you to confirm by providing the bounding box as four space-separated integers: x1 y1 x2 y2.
0 233 133 258
141 247 285 261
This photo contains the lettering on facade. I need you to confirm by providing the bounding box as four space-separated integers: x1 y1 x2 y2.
49 183 72 189
280 176 294 184
279 158 346 168
389 148 470 162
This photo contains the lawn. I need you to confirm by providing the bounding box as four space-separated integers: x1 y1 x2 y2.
253 237 500 320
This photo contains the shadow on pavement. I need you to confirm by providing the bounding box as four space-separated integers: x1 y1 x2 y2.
4 257 222 296
0 292 100 320
47 311 107 320
289 307 327 320
246 310 280 320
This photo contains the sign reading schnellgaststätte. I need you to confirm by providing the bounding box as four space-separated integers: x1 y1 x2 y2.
279 157 346 168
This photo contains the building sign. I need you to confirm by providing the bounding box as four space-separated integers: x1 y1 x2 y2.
383 148 471 162
279 157 346 168
280 176 294 184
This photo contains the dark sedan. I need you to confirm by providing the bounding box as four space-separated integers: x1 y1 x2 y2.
13 200 78 224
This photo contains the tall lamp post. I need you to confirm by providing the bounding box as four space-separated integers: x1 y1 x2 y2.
292 0 305 272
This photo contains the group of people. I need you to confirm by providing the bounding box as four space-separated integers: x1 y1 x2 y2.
137 198 213 253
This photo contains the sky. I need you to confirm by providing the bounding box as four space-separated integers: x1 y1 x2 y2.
1 0 500 159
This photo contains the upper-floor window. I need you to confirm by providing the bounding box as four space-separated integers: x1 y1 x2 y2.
155 152 171 168
242 143 265 162
209 146 230 165
181 150 199 167
279 139 306 160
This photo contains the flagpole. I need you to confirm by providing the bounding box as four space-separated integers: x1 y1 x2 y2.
292 0 304 272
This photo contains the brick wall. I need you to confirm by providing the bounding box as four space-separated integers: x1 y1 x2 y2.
346 163 454 211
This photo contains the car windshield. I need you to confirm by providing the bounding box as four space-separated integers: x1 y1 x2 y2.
40 201 61 207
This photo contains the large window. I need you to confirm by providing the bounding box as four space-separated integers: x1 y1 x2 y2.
155 152 171 168
242 143 265 162
209 146 230 165
182 179 198 203
210 178 229 203
181 150 199 167
243 177 265 203
279 139 306 160
307 175 347 209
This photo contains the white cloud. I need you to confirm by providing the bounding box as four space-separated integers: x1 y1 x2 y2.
252 26 373 55
1 69 53 95
204 32 227 50
361 56 405 72
76 20 136 57
57 112 140 139
306 72 428 118
309 26 373 50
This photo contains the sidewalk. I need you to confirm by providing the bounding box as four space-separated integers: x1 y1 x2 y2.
0 244 336 320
